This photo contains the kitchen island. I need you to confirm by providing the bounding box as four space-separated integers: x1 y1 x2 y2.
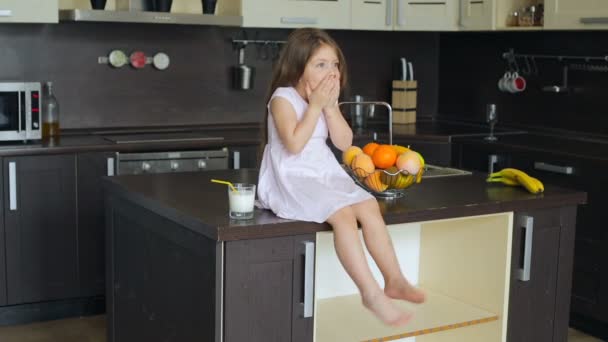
104 169 586 342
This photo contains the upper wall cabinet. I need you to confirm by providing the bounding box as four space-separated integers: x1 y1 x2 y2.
545 0 608 29
394 0 459 31
0 0 58 23
459 0 495 30
352 0 392 31
218 0 350 29
351 0 458 31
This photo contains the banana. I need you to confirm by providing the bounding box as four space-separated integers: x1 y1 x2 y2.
488 168 544 194
486 176 519 186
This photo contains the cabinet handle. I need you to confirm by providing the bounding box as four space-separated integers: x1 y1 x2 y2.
517 215 534 282
9 161 17 211
580 17 608 24
534 162 574 175
107 157 115 176
0 10 13 17
386 0 393 26
488 154 498 174
233 151 240 170
302 241 315 318
397 0 405 26
280 17 318 25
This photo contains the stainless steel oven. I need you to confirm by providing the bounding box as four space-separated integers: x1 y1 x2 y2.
115 149 229 175
0 82 42 141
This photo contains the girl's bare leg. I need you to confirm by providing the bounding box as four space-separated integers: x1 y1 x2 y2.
352 199 426 304
327 206 412 326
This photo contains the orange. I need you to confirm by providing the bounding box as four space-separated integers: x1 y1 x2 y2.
362 142 380 157
371 144 398 169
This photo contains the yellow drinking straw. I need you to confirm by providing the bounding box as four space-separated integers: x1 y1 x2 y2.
211 179 238 193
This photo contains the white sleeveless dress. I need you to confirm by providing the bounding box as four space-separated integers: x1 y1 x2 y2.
257 87 374 223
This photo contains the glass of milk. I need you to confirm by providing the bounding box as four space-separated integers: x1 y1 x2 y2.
228 183 256 220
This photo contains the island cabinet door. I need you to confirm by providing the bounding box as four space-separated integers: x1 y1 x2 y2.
507 208 574 342
224 234 315 342
3 155 79 304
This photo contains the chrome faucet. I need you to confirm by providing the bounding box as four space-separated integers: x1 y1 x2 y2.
338 101 393 145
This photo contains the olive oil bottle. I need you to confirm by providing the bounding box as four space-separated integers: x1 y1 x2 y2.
41 81 60 139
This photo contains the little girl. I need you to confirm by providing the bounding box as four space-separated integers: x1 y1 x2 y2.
257 28 425 327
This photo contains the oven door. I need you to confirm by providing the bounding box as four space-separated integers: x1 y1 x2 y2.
0 83 25 140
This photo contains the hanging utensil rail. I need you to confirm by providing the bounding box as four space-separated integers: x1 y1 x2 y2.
502 48 608 63
232 39 287 45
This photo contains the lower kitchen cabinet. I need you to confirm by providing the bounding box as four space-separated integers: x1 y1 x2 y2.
77 152 116 297
224 234 315 342
507 207 576 342
224 210 574 342
3 155 79 304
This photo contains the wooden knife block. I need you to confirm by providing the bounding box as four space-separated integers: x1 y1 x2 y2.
392 80 417 124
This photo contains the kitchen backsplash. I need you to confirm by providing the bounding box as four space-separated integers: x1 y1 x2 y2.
0 24 438 130
438 31 608 137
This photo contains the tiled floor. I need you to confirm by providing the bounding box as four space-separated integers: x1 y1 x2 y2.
0 315 604 341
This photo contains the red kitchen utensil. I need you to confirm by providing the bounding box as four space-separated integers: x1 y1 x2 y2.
130 51 147 69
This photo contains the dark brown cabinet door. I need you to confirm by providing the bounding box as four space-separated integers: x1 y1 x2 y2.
0 160 6 306
225 234 315 342
508 207 575 342
392 138 452 166
77 152 115 297
3 155 78 304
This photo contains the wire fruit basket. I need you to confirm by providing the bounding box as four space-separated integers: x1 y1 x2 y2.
343 165 421 198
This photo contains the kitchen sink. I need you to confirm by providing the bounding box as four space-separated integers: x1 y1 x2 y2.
421 164 472 178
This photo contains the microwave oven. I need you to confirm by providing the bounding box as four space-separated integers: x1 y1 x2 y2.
0 82 42 142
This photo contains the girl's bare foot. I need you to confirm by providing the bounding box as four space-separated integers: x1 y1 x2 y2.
385 279 426 304
362 291 413 327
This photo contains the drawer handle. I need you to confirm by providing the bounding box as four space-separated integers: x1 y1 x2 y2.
397 0 405 26
107 157 115 176
364 0 382 4
233 151 240 170
534 162 574 175
9 161 17 211
517 215 534 282
386 0 393 27
302 241 315 318
281 17 318 25
0 10 13 17
580 17 608 24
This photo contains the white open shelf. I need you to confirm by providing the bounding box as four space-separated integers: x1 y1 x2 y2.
314 213 513 342
316 290 498 342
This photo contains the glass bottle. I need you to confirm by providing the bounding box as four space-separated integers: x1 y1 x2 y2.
42 81 60 139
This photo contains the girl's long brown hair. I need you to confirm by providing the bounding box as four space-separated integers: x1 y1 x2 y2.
259 28 348 161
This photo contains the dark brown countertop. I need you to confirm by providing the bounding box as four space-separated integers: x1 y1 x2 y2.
104 168 587 242
0 126 262 157
355 120 526 143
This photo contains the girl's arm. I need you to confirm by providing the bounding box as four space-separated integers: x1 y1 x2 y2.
270 97 323 155
324 105 353 151
272 75 336 154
